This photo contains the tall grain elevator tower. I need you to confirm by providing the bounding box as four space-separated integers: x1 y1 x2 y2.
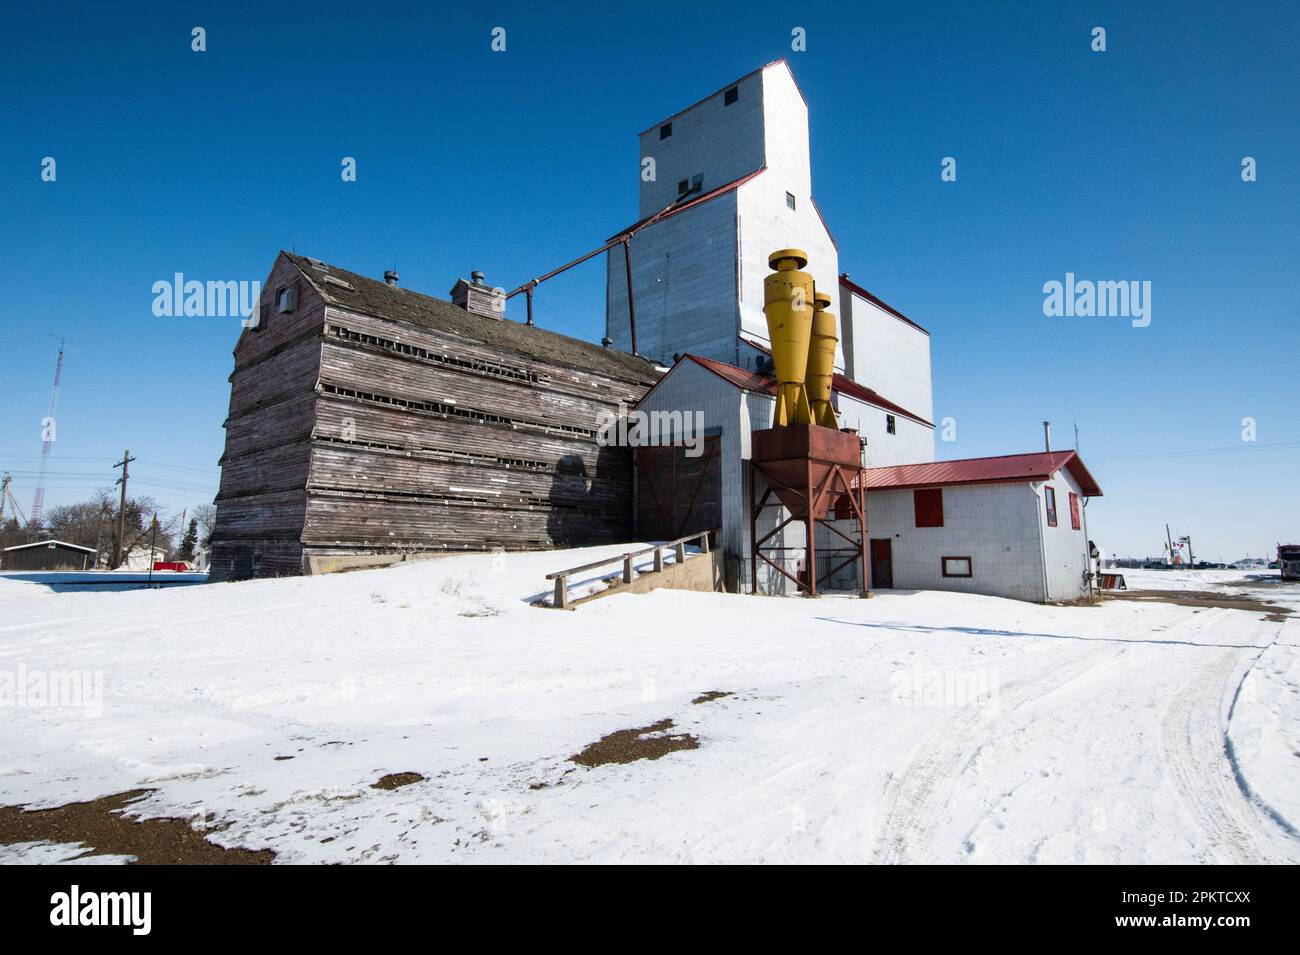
605 59 842 372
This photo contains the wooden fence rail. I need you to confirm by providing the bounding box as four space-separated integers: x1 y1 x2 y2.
544 529 718 610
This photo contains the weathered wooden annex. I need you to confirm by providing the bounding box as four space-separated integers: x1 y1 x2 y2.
208 252 661 581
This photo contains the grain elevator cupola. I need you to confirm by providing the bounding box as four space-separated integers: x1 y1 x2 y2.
450 269 504 319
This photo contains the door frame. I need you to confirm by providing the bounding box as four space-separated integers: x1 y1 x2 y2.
870 537 894 589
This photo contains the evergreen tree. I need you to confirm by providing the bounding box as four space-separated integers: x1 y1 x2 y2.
178 517 199 561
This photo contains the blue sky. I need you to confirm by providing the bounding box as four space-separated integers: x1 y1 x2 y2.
1 1 1296 560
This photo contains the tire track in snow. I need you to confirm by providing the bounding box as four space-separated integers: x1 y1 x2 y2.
872 645 1115 864
1160 649 1286 864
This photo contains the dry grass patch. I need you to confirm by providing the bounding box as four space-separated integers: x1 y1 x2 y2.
571 719 699 767
0 790 274 865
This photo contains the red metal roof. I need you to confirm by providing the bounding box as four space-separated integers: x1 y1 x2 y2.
830 376 932 427
838 275 929 336
809 196 837 250
686 353 776 395
666 353 933 428
857 451 1102 497
735 339 933 426
606 168 767 242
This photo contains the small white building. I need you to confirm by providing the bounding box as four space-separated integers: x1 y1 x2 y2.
119 541 168 572
858 452 1103 602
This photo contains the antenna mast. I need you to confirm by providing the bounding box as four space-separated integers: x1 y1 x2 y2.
30 339 65 528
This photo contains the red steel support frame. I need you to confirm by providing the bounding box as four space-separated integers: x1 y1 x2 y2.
749 459 868 597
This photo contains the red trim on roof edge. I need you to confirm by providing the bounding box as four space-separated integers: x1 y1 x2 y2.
656 348 933 428
809 196 837 250
737 336 932 427
607 168 766 242
858 450 1102 497
838 275 929 335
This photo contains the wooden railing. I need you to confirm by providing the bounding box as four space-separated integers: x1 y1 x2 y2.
544 529 718 610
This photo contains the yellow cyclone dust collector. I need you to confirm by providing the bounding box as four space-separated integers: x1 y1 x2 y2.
806 289 839 428
762 249 815 427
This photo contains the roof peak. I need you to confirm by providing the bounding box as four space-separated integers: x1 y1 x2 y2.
636 58 802 137
860 450 1102 497
278 252 659 384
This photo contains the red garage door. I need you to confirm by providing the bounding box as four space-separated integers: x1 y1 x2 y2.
635 437 721 540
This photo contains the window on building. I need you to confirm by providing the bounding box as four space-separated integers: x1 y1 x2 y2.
691 173 703 193
1069 491 1081 530
724 86 738 106
275 285 296 314
886 414 897 434
678 179 689 196
786 191 796 210
1045 486 1058 527
660 122 672 139
942 556 973 578
914 488 944 527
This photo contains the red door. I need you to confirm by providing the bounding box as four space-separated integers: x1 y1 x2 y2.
870 539 893 589
635 437 721 540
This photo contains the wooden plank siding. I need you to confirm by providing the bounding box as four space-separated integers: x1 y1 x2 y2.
209 254 328 580
209 252 659 580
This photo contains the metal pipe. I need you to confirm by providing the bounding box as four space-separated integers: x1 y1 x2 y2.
859 482 869 596
502 194 687 336
622 237 637 356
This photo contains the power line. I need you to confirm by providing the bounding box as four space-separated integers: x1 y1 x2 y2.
0 453 219 475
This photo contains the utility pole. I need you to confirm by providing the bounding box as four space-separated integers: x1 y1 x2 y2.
94 502 111 569
113 450 136 569
1165 523 1176 567
146 512 158 587
0 473 10 523
30 339 65 529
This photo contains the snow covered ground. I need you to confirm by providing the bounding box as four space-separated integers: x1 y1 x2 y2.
1 552 1296 864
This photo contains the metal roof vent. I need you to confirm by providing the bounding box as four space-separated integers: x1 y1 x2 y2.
384 270 399 287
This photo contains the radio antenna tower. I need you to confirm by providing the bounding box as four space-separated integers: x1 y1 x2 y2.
30 338 65 529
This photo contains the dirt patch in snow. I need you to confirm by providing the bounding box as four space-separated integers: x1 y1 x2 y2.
371 772 425 790
1109 589 1292 623
0 790 274 864
571 718 699 767
692 690 733 704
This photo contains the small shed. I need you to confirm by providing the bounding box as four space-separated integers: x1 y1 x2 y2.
857 451 1103 602
2 539 98 572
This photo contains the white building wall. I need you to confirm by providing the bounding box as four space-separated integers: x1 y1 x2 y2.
606 192 740 366
735 177 841 369
836 393 934 467
614 61 841 373
864 483 1047 602
633 364 800 594
1036 468 1091 601
637 68 766 219
759 63 813 199
840 287 933 421
738 390 807 594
